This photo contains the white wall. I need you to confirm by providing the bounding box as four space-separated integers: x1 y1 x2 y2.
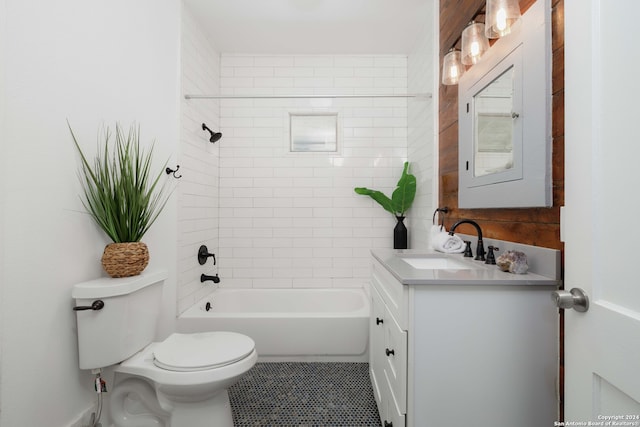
407 0 438 250
217 54 410 289
178 5 222 314
0 0 436 424
1 1 180 425
0 0 7 417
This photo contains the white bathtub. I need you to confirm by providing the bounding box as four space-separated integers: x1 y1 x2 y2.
177 288 370 362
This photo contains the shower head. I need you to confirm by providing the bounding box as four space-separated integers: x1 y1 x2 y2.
201 123 222 143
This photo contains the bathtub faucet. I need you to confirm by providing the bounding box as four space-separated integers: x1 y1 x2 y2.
200 273 220 284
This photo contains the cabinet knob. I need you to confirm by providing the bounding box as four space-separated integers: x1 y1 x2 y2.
385 348 395 356
384 421 393 427
376 317 384 325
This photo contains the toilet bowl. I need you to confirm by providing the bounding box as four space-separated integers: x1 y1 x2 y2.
71 271 257 427
110 332 257 427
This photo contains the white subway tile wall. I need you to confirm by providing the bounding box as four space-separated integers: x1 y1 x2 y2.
407 16 437 250
178 8 221 313
178 5 436 307
218 54 410 289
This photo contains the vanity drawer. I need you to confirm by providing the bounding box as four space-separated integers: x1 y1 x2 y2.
383 368 407 427
369 285 386 407
384 309 407 413
372 258 409 329
370 363 384 423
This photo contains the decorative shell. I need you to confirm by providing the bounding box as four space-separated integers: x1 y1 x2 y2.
496 250 529 274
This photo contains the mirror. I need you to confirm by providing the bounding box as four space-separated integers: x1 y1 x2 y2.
458 0 551 208
474 67 514 177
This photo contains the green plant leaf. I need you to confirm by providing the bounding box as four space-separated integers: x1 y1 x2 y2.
354 187 395 215
69 121 171 243
392 162 417 215
354 161 417 217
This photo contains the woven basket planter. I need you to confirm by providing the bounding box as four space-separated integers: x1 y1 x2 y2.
101 242 149 278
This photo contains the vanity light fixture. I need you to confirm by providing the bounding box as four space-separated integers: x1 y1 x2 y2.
461 21 490 65
441 0 522 85
485 0 521 38
442 48 465 85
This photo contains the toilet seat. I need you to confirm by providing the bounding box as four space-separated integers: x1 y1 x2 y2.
153 332 255 372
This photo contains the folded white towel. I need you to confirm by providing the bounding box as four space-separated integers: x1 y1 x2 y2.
429 224 444 241
430 225 465 253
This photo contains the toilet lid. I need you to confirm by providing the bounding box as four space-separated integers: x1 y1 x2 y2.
153 332 255 372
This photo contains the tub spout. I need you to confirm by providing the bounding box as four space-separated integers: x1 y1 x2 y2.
201 273 220 284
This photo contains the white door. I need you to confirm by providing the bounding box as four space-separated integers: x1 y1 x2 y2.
564 0 640 423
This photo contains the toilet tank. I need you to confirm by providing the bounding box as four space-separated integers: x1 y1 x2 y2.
72 270 168 370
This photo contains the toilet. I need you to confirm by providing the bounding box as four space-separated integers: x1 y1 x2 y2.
72 270 257 427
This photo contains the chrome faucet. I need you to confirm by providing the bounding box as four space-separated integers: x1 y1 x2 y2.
449 219 486 261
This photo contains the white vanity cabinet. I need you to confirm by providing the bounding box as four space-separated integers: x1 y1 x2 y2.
370 258 409 427
369 255 558 427
370 285 406 427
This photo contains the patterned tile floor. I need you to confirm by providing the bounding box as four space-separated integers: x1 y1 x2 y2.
229 362 381 427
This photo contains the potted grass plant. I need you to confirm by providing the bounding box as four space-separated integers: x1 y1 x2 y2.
354 161 416 249
69 122 171 278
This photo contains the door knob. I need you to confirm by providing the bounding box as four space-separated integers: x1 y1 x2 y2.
551 288 589 312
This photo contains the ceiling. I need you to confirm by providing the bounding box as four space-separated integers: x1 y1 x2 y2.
183 0 433 54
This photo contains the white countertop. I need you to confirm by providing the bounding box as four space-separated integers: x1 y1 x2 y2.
372 249 560 286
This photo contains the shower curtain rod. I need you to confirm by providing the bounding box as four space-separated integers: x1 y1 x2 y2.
184 93 432 100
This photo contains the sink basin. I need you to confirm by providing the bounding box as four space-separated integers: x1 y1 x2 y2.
400 256 478 270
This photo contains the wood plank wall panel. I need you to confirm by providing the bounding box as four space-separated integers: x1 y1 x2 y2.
438 1 565 421
550 1 564 421
438 0 564 252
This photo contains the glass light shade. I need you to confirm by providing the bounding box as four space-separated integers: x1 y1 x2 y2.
461 21 490 65
485 0 522 38
442 49 465 85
